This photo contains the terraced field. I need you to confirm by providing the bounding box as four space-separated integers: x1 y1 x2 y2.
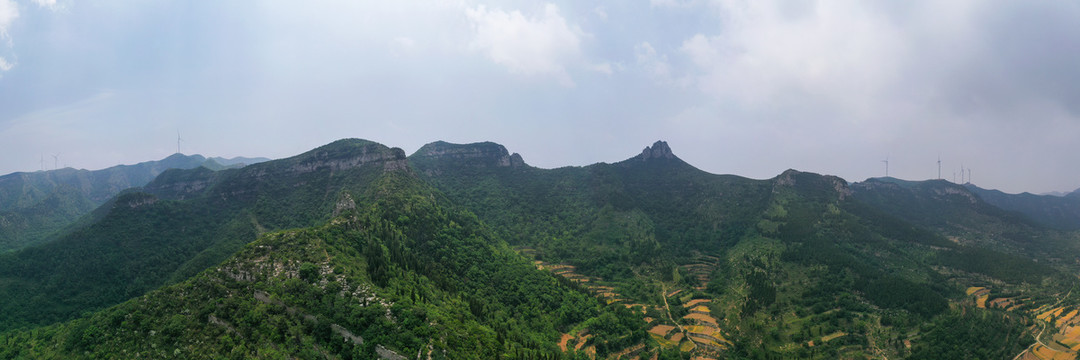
680 255 721 291
524 249 729 359
969 287 1078 360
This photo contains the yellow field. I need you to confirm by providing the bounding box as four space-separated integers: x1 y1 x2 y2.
648 324 677 337
684 299 711 308
966 286 987 296
1058 310 1080 328
650 333 678 348
1040 307 1068 321
685 325 727 343
684 313 718 325
1029 343 1075 360
1057 325 1080 351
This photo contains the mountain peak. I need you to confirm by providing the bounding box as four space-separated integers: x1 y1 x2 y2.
637 140 676 161
410 141 527 168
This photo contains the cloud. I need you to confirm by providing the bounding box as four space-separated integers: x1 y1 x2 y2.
592 6 607 20
31 0 57 10
679 1 910 121
650 0 703 8
0 0 16 74
465 3 584 86
588 62 613 75
635 42 678 85
0 0 16 40
672 0 1080 127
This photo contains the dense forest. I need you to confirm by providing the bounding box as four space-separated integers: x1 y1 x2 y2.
0 139 1077 359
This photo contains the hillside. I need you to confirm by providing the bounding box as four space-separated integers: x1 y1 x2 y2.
0 139 1075 359
964 184 1080 230
0 140 399 331
0 154 267 252
410 141 1061 358
0 168 631 359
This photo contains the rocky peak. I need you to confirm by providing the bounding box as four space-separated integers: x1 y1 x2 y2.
286 140 409 174
412 141 527 168
636 141 676 161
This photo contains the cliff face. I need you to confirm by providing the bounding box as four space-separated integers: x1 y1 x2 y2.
144 139 409 202
287 143 408 174
636 141 676 161
410 141 527 174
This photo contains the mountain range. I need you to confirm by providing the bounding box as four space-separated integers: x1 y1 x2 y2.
0 139 1077 359
0 154 269 252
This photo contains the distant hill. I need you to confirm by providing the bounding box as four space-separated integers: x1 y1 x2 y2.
0 154 268 251
962 184 1080 230
207 156 271 168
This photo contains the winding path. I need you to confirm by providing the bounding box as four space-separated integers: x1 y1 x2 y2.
661 284 686 334
1013 290 1073 360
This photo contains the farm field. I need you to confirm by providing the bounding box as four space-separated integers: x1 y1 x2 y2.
972 287 1080 360
525 248 733 359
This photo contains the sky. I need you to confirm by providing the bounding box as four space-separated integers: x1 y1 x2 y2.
1 0 1079 194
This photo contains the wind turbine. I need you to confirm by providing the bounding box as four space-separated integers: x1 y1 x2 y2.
967 169 972 184
52 153 60 170
40 153 44 171
882 157 889 177
177 131 184 154
937 156 942 180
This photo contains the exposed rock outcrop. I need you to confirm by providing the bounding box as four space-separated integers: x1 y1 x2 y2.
411 141 527 169
637 141 676 161
332 192 357 218
773 169 851 201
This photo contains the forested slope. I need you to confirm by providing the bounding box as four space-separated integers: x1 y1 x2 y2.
0 169 635 359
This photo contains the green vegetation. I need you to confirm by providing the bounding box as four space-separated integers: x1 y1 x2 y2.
0 140 398 331
908 308 1034 359
0 153 227 252
0 139 1075 359
0 163 632 359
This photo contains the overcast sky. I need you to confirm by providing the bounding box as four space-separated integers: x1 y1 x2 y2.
1 0 1079 194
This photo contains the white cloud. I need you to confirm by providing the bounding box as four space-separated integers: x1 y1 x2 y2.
589 62 613 75
650 0 703 8
465 3 584 86
635 41 690 87
593 6 607 20
31 0 57 10
0 0 16 74
679 1 911 121
0 0 17 40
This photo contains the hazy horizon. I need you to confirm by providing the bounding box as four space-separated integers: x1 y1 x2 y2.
2 1 1079 194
